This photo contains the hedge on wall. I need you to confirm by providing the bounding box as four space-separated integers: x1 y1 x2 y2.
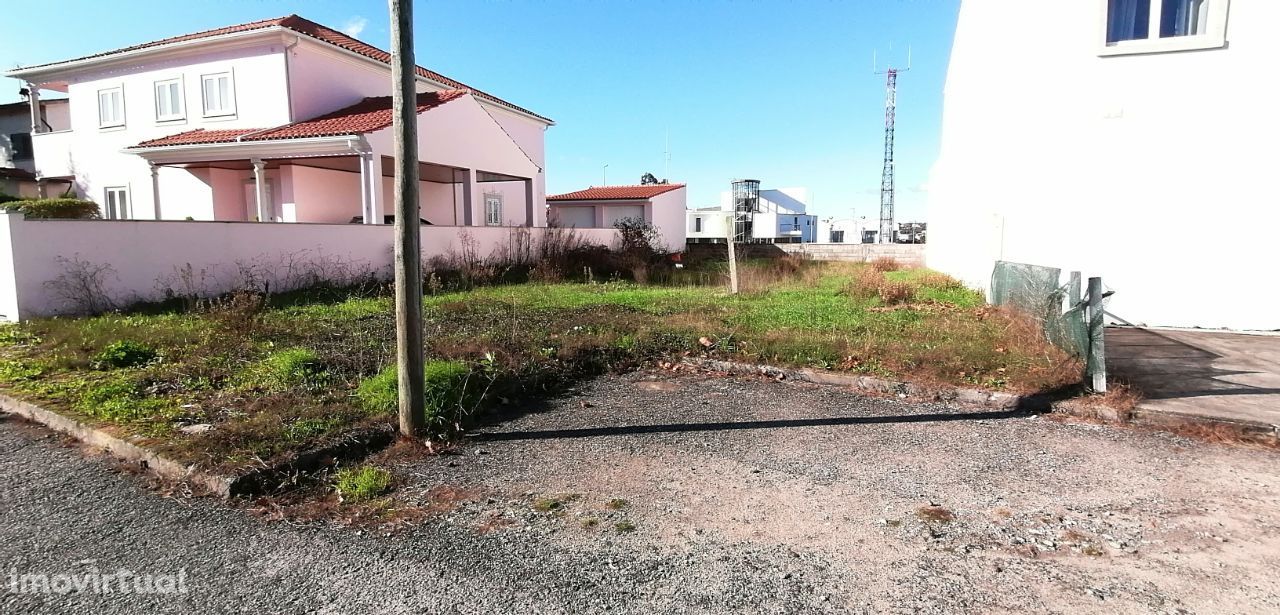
2 198 101 219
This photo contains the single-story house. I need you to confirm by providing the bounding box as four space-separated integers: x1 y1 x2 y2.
547 184 686 252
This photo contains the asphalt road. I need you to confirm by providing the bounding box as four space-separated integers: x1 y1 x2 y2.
2 372 1278 614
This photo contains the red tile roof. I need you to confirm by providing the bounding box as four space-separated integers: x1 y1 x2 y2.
132 128 262 148
547 184 686 201
132 90 466 148
13 15 550 124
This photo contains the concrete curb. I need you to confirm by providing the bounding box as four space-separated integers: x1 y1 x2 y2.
1128 406 1280 441
0 394 236 496
0 393 395 498
679 357 1047 411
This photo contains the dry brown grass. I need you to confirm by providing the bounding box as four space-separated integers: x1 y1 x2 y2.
916 505 955 523
869 257 904 273
736 255 823 294
843 267 917 306
913 271 964 290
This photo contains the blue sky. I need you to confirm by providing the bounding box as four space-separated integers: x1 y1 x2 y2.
0 0 960 221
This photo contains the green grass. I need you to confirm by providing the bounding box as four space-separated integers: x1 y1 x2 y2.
239 347 328 392
0 261 1075 472
334 466 393 503
354 360 475 419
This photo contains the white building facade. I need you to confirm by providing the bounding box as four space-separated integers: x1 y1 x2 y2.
6 15 552 228
927 0 1278 330
686 186 818 244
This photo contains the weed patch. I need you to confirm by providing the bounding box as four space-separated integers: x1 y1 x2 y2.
92 340 157 369
335 466 393 503
240 348 328 392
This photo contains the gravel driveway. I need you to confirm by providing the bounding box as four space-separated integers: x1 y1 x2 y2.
2 370 1278 614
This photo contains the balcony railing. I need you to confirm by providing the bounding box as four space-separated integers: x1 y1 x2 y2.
31 131 74 178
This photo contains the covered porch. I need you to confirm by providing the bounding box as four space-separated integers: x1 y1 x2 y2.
128 89 542 227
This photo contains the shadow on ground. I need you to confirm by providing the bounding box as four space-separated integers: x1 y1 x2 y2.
1107 327 1280 401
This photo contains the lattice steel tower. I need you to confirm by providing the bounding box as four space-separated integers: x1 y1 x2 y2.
877 68 899 244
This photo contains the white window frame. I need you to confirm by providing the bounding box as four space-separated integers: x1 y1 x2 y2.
97 86 125 129
484 193 503 226
153 77 185 122
200 71 237 118
103 186 130 220
1098 0 1229 56
693 217 703 233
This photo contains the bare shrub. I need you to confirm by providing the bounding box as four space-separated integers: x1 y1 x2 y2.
876 279 914 305
869 257 903 272
154 263 218 310
490 226 535 267
203 290 267 332
44 255 117 314
614 217 669 283
425 231 501 290
150 251 386 311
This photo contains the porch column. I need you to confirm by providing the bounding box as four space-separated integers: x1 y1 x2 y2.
524 179 535 227
370 155 386 224
359 152 377 225
461 168 477 226
150 162 162 220
251 158 270 222
26 84 43 134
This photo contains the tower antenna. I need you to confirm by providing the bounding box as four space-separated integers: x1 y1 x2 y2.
874 46 910 244
664 128 671 179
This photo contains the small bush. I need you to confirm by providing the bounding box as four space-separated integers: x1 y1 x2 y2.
0 192 22 205
92 340 157 369
241 348 327 392
3 198 100 219
334 466 393 503
354 360 478 423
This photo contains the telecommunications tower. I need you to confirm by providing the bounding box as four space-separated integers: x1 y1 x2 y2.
875 48 909 244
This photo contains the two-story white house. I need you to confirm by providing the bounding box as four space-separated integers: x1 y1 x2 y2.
0 98 70 197
686 185 818 244
927 0 1277 330
5 14 552 227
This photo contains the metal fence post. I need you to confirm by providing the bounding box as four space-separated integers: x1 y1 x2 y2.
1087 276 1106 393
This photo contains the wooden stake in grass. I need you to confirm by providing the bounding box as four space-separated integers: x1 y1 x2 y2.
725 214 739 295
390 0 425 435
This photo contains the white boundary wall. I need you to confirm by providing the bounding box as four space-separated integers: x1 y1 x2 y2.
0 213 619 321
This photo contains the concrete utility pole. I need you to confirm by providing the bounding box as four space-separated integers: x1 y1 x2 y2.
390 0 424 435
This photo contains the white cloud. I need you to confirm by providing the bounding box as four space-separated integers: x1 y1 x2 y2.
341 16 369 38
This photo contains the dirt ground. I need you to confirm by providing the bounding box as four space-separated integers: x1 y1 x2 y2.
382 369 1280 613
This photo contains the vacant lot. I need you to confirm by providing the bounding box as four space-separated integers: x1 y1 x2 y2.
0 261 1076 472
3 372 1276 614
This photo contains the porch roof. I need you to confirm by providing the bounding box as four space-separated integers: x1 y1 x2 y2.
129 90 467 149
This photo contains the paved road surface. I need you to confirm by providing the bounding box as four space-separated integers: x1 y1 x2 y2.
2 373 1278 614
